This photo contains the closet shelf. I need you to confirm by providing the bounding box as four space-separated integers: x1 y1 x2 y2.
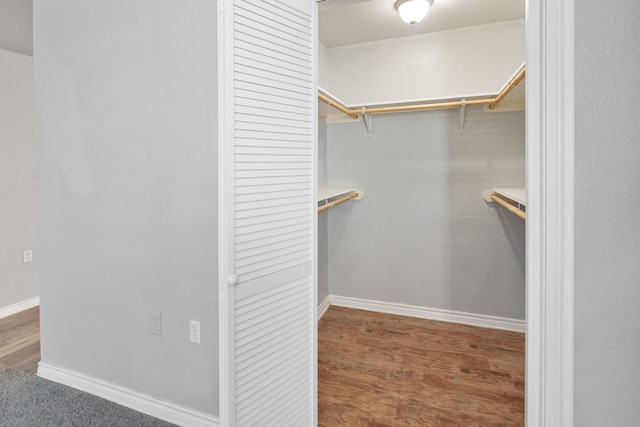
318 65 525 118
318 188 364 212
483 188 526 220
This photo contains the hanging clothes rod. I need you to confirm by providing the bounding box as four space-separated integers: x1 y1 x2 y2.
483 189 526 220
318 65 526 117
318 192 359 212
317 91 359 119
317 189 363 212
488 193 526 220
488 67 526 110
362 98 490 114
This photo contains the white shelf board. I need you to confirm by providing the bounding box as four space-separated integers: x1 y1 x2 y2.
317 187 357 203
493 187 526 206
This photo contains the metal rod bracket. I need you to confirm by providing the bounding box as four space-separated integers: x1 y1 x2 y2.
362 107 373 138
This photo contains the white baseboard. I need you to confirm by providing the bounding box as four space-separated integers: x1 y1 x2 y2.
0 296 39 319
317 295 331 320
329 295 525 333
37 363 219 427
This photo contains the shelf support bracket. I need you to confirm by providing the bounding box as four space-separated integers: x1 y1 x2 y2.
362 107 373 138
459 98 466 133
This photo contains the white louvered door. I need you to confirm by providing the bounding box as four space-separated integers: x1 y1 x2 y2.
218 0 317 425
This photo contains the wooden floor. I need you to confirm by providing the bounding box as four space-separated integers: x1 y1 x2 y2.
0 304 525 424
318 306 525 427
0 306 40 374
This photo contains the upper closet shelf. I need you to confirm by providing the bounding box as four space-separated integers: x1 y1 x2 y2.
319 65 525 119
494 188 526 205
318 187 364 213
483 187 526 220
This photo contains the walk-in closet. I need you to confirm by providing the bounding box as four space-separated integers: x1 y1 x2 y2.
7 0 637 424
316 0 527 424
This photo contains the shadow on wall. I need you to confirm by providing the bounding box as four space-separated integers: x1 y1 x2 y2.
446 107 525 319
497 210 526 276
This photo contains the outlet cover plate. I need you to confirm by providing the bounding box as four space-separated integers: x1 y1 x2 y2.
190 320 201 344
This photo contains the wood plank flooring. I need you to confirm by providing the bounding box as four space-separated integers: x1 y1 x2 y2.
318 306 525 427
0 306 40 374
0 304 525 425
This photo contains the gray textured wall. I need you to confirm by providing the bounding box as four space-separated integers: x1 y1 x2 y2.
34 1 219 415
0 48 38 310
326 107 525 319
575 0 640 424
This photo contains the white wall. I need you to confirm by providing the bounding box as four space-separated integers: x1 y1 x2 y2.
0 48 38 311
575 0 640 424
318 43 329 89
324 20 524 106
318 115 329 304
34 0 219 416
326 108 525 319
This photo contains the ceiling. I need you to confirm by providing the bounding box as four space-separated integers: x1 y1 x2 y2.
319 0 525 48
0 0 526 62
0 0 32 56
318 0 526 114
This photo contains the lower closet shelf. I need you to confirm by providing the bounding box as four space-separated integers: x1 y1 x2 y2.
318 188 364 212
483 187 526 220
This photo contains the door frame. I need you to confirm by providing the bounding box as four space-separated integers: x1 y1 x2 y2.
526 0 575 425
217 0 577 424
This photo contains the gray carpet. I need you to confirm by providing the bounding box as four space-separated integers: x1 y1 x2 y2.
0 364 177 426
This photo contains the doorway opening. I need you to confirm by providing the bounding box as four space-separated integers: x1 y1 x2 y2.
316 0 528 424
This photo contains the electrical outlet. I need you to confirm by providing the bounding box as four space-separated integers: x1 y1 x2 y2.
23 250 33 264
190 320 201 344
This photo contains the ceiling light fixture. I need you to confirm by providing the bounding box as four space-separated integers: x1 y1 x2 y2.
394 0 434 27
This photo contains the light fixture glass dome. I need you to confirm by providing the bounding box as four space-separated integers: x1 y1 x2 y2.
394 0 433 27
